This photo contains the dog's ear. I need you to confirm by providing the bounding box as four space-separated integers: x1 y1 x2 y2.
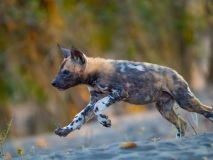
70 46 86 65
57 44 70 58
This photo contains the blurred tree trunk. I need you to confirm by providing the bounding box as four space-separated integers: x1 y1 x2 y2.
171 1 193 83
0 104 10 132
208 30 213 83
205 0 213 84
176 32 193 83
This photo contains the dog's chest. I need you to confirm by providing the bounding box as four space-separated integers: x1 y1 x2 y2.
88 85 110 98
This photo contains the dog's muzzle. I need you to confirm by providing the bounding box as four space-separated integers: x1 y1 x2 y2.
51 79 58 87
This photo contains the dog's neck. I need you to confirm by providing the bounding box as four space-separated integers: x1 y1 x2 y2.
82 57 113 86
85 57 106 74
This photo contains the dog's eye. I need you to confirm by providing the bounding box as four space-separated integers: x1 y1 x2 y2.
63 70 71 76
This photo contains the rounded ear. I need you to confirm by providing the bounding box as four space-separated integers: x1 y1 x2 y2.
57 44 70 58
70 46 86 65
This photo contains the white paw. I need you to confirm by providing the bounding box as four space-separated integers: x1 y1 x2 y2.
97 114 111 127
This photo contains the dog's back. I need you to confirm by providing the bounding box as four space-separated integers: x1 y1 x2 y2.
85 58 212 109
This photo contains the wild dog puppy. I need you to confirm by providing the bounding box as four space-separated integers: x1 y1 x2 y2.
51 44 213 138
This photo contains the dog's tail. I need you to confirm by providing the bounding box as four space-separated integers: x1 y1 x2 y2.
200 103 213 112
186 96 213 112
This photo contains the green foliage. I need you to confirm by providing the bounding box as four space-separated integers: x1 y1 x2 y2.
17 148 27 156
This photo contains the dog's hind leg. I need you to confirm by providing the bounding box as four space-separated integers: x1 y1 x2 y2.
171 82 213 123
156 92 187 138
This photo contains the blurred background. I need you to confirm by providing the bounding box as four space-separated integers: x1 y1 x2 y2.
0 0 213 138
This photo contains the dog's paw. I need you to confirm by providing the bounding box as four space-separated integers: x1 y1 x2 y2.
97 114 111 128
54 127 72 137
175 129 185 138
100 119 111 127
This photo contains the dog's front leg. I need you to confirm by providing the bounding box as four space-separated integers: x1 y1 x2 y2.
94 89 128 127
54 101 96 137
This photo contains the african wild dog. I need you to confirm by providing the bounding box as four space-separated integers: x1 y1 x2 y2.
51 44 213 138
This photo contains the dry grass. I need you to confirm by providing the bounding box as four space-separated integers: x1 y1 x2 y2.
0 117 13 157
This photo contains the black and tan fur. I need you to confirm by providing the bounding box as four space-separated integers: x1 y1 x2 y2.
51 44 213 138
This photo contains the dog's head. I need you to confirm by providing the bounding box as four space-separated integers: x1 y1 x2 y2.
51 44 87 90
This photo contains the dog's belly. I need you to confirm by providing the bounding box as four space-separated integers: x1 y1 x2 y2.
124 92 160 104
123 88 162 105
120 69 166 104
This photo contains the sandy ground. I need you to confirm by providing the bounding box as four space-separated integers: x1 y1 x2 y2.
24 133 213 160
3 109 213 160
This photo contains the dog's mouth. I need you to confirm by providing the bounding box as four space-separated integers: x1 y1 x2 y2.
56 84 72 91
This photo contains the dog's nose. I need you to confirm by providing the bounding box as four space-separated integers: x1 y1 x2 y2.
51 80 57 87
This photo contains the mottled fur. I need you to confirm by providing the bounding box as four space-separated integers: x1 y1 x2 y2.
51 45 213 138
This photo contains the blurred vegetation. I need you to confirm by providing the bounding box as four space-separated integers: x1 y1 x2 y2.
0 0 213 136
